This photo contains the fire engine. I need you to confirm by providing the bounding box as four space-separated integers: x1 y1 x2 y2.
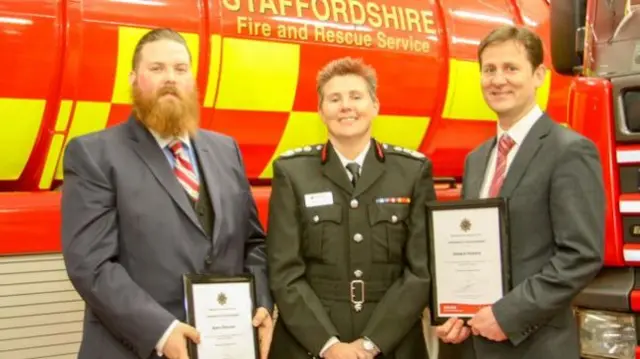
0 0 632 357
550 0 640 358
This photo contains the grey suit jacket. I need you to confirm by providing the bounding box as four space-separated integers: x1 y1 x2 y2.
443 114 604 359
61 116 272 359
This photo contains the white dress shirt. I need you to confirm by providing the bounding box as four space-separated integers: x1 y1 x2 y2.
479 105 543 198
149 129 191 152
319 140 374 357
334 140 371 181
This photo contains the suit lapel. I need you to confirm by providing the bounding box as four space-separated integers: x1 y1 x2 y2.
321 143 355 195
192 133 223 244
126 117 205 234
353 144 385 198
499 114 553 197
465 140 495 199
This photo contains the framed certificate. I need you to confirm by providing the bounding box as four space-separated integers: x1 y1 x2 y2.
183 274 259 359
426 198 512 325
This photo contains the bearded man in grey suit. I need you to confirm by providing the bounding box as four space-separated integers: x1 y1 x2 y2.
435 25 605 359
61 28 273 359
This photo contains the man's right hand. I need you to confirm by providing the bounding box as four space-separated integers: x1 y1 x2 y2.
435 317 470 344
324 342 373 359
162 323 201 359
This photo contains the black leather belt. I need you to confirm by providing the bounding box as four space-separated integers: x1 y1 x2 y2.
307 278 391 311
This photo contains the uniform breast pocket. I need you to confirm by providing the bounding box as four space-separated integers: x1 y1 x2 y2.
304 204 343 263
368 204 410 263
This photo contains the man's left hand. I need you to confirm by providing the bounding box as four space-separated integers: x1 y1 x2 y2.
252 307 273 359
468 306 507 342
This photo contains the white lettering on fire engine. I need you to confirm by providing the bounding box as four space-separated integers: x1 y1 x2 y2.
226 0 435 54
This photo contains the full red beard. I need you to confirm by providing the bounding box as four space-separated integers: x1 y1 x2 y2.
132 83 200 138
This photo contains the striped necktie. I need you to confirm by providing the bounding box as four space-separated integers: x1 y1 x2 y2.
488 134 515 197
168 139 199 201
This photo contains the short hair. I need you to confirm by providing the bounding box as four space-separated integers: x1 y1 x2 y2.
316 57 377 102
131 28 191 70
477 25 544 70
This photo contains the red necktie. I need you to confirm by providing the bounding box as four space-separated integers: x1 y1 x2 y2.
488 134 516 197
168 140 199 201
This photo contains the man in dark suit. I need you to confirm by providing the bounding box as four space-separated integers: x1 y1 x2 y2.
61 28 273 359
435 25 605 359
266 57 436 359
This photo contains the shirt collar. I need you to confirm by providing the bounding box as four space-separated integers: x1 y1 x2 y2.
148 128 192 150
334 140 371 170
497 104 542 145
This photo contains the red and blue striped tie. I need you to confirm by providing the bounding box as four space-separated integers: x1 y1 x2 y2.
488 134 515 197
168 140 199 202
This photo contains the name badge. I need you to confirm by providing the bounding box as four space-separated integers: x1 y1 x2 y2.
304 191 334 207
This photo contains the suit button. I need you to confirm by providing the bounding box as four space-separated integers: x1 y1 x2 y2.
205 256 212 265
350 199 359 208
391 215 398 223
354 270 363 278
313 215 319 223
353 233 363 243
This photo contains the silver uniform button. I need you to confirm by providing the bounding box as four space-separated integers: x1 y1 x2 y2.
353 233 363 242
313 215 319 223
354 270 363 278
350 199 358 208
391 215 398 223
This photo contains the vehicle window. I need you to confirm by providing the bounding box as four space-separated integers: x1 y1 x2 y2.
623 89 640 132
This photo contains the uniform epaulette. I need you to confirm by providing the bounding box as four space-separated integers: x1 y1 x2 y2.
278 144 324 159
381 143 426 159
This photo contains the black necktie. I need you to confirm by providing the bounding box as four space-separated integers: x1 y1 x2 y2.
346 162 360 187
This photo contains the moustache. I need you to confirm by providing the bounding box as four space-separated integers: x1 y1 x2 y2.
156 86 182 99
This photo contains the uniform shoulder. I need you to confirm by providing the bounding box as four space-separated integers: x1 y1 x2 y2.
277 144 324 160
379 142 428 161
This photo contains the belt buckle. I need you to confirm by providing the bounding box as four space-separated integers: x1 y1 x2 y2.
350 280 365 312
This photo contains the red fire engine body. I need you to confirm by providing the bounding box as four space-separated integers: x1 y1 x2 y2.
549 0 640 358
2 0 636 357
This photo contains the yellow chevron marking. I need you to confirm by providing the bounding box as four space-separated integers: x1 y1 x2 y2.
112 26 200 104
55 100 73 131
204 34 222 108
39 100 75 188
260 111 327 178
537 70 551 110
442 59 551 120
216 38 300 112
39 134 65 189
442 59 495 121
55 101 111 180
372 115 431 149
0 98 46 180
